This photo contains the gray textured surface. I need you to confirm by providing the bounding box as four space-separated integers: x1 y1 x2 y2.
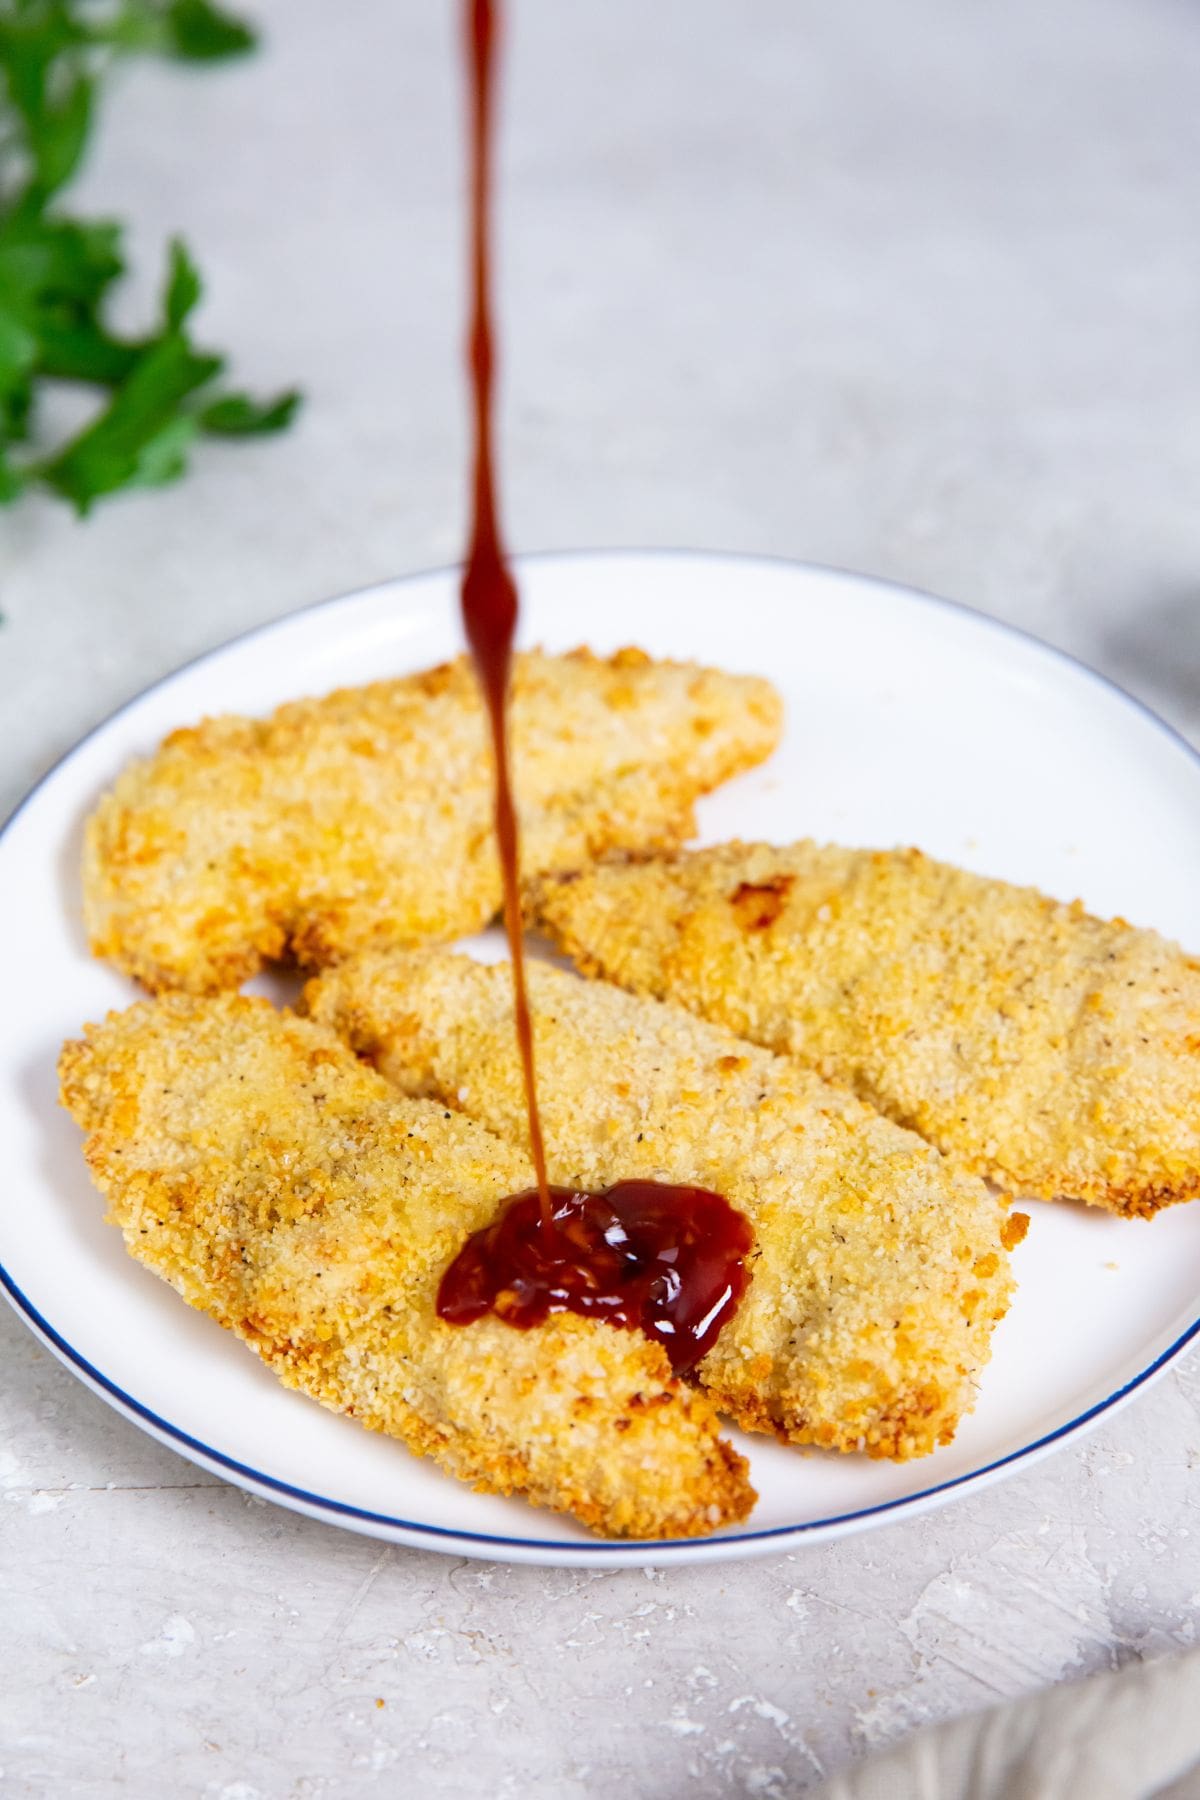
2 2 1199 1794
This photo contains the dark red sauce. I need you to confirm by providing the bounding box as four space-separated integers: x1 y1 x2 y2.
438 1182 753 1375
446 0 752 1364
459 0 553 1237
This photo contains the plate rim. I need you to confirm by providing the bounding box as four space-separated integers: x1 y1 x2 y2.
4 546 1199 1566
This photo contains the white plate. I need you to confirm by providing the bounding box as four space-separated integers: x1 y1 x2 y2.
3 551 1200 1567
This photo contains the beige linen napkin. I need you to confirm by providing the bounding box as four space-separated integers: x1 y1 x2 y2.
812 1650 1200 1800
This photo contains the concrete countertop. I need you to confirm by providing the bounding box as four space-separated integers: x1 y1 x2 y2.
3 2 1199 1793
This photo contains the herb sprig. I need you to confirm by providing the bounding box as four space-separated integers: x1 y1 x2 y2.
0 0 300 513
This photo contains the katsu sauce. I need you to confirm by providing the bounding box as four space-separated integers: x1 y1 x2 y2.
438 1182 753 1376
458 0 553 1237
444 0 751 1362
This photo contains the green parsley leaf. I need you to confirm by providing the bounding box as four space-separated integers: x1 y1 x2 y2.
0 216 125 315
0 305 39 393
77 1 256 62
128 408 199 488
0 0 300 513
0 304 37 439
198 387 301 435
40 332 223 512
34 316 143 385
164 235 202 329
163 1 257 62
29 69 94 200
0 449 21 504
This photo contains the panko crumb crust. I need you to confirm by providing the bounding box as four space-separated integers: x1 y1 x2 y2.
529 842 1200 1218
306 951 1019 1460
58 994 754 1540
83 648 782 995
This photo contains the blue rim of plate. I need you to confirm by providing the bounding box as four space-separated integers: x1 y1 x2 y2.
3 547 1199 1559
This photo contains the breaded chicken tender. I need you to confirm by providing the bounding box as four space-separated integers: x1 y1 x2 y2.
84 649 782 995
305 952 1017 1459
529 843 1200 1218
58 995 753 1539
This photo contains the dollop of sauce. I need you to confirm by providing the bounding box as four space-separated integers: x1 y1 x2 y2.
437 1182 753 1375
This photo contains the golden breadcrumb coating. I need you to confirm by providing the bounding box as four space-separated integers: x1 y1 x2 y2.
58 995 753 1540
83 648 781 995
529 842 1200 1218
305 952 1017 1460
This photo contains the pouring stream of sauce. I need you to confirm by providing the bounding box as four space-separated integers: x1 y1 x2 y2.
442 0 752 1368
458 0 554 1240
